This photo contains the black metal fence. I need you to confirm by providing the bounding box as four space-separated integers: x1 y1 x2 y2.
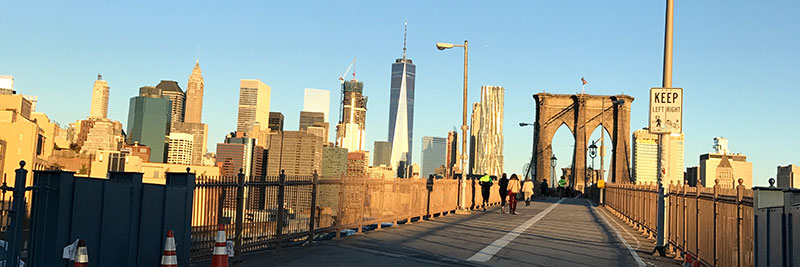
191 171 321 261
190 171 467 262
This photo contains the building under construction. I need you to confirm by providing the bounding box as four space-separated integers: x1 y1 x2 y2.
336 79 367 152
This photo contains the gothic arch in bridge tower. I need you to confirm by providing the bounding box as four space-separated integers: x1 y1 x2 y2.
532 93 634 187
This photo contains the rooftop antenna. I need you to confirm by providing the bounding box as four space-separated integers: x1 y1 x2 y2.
352 57 356 80
403 19 407 60
196 46 200 63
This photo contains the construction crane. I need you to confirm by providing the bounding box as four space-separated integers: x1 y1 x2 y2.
338 57 356 83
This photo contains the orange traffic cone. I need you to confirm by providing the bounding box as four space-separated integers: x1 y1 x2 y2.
74 239 89 267
211 225 229 267
161 230 178 267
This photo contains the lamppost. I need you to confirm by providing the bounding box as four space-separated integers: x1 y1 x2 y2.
519 122 535 180
550 154 557 188
436 40 469 210
588 140 598 184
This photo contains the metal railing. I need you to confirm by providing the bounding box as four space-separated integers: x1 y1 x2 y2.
189 171 499 262
604 179 754 267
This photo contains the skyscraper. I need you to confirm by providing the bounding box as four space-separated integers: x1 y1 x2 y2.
373 141 391 167
268 112 284 131
299 111 325 131
167 132 194 165
698 137 752 188
421 136 446 178
184 60 205 123
172 121 208 165
89 74 109 119
336 79 367 152
127 92 171 163
777 164 800 188
303 88 330 122
155 80 186 128
300 111 328 143
632 129 658 184
237 79 271 136
632 129 685 186
388 22 415 170
266 131 323 176
473 86 504 176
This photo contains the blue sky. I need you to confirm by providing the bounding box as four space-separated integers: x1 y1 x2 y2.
2 1 797 185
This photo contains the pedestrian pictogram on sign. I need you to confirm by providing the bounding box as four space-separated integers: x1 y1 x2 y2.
649 88 683 134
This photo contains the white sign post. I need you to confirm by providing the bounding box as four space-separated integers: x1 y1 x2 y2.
649 87 683 134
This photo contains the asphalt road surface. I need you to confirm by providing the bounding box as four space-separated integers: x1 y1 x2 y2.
198 197 681 267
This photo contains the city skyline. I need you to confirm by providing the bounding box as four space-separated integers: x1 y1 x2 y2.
2 1 798 185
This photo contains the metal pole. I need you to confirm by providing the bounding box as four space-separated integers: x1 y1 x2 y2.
234 169 245 261
655 0 674 256
276 170 286 250
6 161 27 266
307 171 318 243
459 40 469 210
663 0 674 89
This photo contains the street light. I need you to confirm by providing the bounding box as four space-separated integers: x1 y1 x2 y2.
550 154 557 188
588 140 598 184
520 122 535 180
435 40 469 211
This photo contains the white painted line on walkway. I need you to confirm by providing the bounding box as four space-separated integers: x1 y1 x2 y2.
467 198 564 262
591 200 645 267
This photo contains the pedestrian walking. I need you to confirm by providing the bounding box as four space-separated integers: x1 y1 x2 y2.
498 173 509 213
522 178 534 206
540 179 549 197
507 174 521 215
558 177 567 197
478 173 493 211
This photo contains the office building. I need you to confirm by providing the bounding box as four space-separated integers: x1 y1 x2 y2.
321 146 348 178
306 123 329 144
265 131 323 176
777 164 800 188
77 119 124 155
300 111 327 142
172 122 208 166
89 74 109 119
347 151 368 176
216 133 265 209
421 136 446 178
373 141 391 167
167 132 194 165
388 32 416 170
216 133 264 179
632 129 684 186
336 80 367 152
155 80 186 128
445 131 458 177
473 86 504 176
123 142 151 163
303 88 331 122
22 95 38 112
127 93 171 163
184 60 205 123
685 166 699 187
237 79 271 136
269 112 284 131
698 137 752 188
0 75 13 94
469 102 480 174
299 111 325 131
0 93 68 186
